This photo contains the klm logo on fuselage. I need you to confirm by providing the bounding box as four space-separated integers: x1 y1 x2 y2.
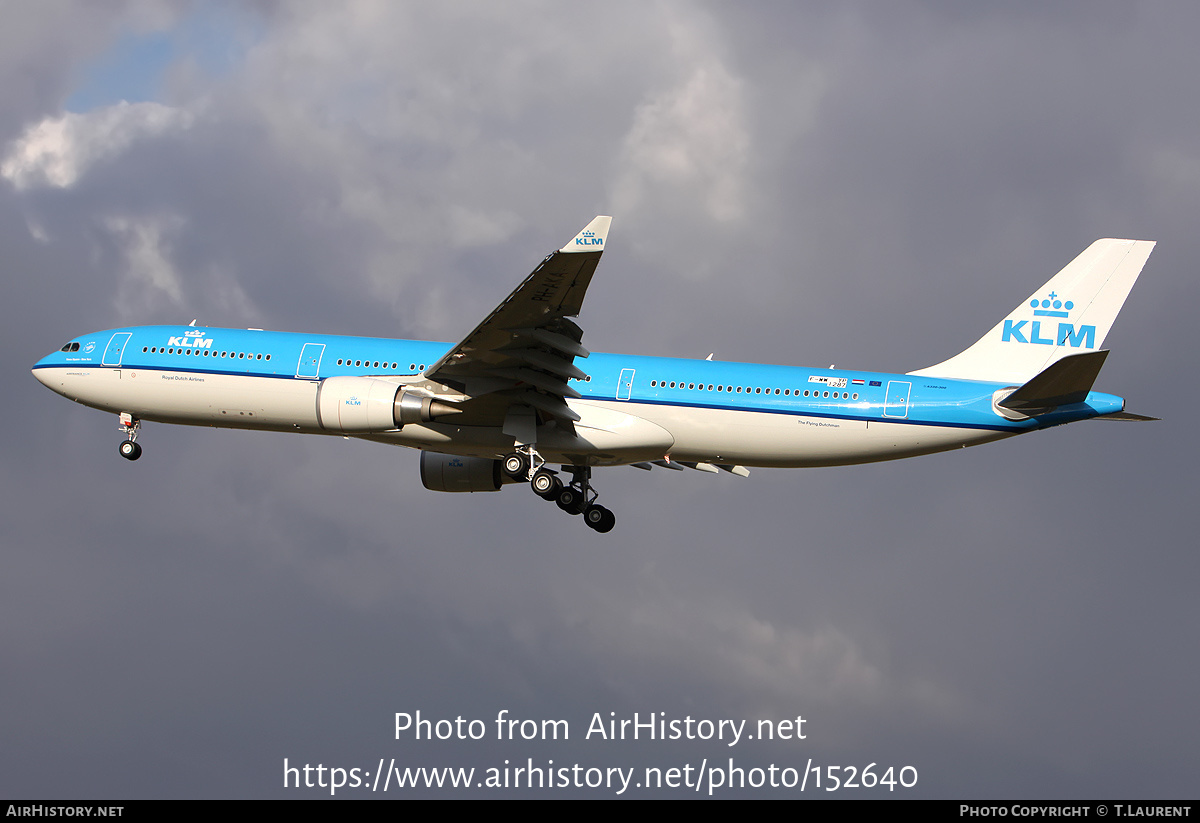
1001 293 1095 348
167 329 214 349
575 231 603 247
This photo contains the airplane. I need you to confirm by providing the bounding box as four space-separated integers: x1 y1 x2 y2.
32 216 1155 533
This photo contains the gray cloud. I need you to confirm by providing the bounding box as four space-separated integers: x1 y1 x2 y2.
3 1 1197 798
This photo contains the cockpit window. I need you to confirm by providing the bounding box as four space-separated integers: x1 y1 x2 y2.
60 342 80 352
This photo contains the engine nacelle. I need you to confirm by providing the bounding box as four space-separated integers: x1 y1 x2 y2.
420 452 503 492
316 376 460 432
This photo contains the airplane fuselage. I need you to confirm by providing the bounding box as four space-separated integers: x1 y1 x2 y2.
32 324 1124 469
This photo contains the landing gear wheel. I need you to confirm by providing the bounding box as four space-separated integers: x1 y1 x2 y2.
556 486 585 515
584 504 615 533
119 440 142 461
531 470 561 499
503 452 529 479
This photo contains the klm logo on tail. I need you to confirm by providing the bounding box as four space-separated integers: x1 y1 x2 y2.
575 231 603 247
1002 293 1095 348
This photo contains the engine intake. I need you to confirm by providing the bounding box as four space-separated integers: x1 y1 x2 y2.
316 376 461 432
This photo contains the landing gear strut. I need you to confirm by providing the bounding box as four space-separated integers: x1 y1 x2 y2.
118 413 142 461
509 447 616 533
503 444 543 480
544 465 615 533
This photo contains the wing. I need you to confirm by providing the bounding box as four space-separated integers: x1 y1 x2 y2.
424 216 612 431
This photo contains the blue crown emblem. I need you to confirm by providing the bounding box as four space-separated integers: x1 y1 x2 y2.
1030 292 1074 318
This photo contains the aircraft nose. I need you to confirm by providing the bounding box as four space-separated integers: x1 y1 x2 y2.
32 354 58 390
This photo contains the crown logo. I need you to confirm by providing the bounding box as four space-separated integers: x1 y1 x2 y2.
1030 292 1073 318
184 329 205 337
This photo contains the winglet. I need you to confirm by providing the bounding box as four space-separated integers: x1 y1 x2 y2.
560 216 612 253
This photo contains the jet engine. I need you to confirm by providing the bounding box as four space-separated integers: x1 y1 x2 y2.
420 452 506 492
316 376 461 433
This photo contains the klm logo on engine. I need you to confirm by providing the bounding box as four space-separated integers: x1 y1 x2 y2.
575 231 603 247
167 329 214 349
1001 292 1096 348
344 395 362 407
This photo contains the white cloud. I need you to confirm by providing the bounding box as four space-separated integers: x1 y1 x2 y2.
614 63 750 224
1 101 194 190
104 214 187 320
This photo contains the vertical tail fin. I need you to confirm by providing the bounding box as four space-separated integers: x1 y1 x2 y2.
910 239 1154 384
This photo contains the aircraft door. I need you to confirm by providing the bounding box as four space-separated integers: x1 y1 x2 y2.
101 332 132 366
617 368 635 400
296 343 326 379
883 381 911 418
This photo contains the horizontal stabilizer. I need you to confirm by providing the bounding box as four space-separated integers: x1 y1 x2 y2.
996 350 1108 416
1093 411 1160 421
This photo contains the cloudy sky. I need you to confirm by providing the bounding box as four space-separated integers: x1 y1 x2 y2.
3 1 1197 798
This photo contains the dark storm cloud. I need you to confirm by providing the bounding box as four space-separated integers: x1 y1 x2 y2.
2 1 1197 798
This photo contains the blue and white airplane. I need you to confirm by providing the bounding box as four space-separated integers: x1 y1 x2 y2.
33 217 1155 533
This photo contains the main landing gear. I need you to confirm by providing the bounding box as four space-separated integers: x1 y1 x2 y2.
118 413 142 461
502 451 616 533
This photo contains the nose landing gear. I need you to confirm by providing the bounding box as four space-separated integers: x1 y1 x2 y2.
118 413 142 461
